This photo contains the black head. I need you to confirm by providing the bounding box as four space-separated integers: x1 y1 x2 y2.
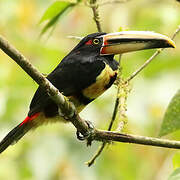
71 32 107 57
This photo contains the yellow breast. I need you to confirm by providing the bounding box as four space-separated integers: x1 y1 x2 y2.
82 63 117 99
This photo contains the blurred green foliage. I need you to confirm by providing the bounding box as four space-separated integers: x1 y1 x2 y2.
160 90 180 136
0 0 180 180
168 168 180 180
39 1 76 35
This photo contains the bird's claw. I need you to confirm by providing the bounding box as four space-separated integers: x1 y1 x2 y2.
76 120 94 142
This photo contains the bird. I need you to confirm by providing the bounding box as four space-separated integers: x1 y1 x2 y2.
0 31 175 154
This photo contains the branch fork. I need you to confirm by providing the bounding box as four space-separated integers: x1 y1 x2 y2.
0 26 180 166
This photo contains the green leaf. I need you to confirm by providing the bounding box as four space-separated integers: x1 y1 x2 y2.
168 168 180 180
159 90 180 137
39 1 73 24
40 1 75 36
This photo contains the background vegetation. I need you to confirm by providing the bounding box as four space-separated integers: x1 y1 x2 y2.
0 0 180 179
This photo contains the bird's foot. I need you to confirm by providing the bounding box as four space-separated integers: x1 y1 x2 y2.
76 120 94 145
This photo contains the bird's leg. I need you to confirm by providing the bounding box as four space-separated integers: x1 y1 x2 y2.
76 120 95 145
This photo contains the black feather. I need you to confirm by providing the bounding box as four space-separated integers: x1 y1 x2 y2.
0 122 31 153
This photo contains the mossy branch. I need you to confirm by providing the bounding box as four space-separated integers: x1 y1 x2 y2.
1 34 180 165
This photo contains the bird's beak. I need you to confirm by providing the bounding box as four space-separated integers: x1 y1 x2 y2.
99 31 176 55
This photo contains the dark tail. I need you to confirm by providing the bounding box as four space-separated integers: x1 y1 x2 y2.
0 113 40 154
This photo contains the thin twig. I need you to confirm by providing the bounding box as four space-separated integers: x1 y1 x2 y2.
125 26 180 83
172 25 180 39
90 0 102 32
98 0 130 6
87 55 123 166
67 35 83 40
86 0 130 7
85 142 106 166
126 49 162 82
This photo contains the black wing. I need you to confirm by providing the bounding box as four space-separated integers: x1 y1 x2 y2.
28 56 105 116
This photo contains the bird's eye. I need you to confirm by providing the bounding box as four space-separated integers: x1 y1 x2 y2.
93 38 100 45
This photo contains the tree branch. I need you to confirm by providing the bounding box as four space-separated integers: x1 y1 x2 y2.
0 34 180 161
93 130 180 149
0 35 91 138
